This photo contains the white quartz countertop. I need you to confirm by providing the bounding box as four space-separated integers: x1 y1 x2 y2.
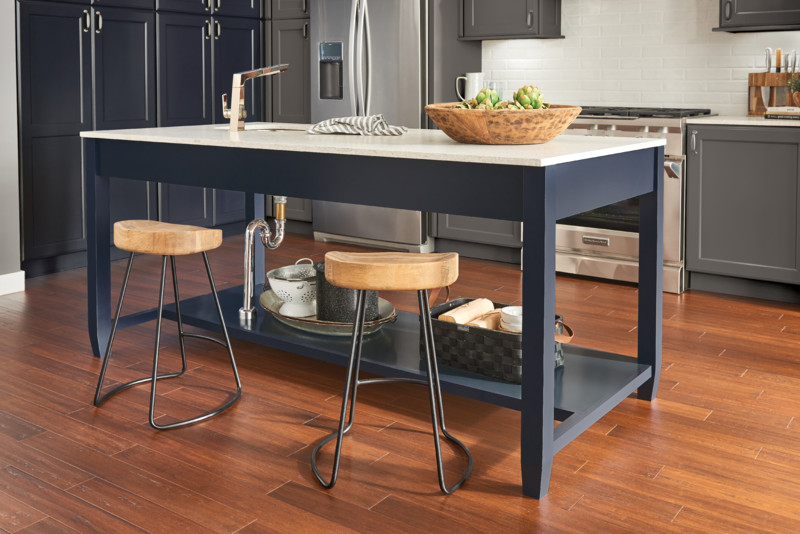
686 115 800 127
81 123 666 167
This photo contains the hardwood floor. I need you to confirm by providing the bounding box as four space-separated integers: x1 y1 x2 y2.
2 232 800 533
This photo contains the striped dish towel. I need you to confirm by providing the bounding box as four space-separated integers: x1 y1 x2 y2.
307 114 408 136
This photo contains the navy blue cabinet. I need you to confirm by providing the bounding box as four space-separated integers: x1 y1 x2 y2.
95 0 155 9
157 11 261 226
18 1 156 273
156 0 212 15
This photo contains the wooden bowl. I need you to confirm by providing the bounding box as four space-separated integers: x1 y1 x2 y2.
425 103 582 145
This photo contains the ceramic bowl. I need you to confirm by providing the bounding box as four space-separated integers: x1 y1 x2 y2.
500 306 523 331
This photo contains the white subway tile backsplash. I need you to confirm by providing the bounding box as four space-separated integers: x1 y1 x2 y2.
482 0 800 115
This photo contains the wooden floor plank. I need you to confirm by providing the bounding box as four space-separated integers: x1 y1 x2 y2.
3 232 800 532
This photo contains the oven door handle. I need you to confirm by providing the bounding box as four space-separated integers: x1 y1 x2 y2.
664 158 682 180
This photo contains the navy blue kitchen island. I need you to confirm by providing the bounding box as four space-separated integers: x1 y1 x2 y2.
82 124 665 499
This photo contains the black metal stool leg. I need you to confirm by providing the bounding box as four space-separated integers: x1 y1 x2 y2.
311 288 472 494
95 253 187 407
311 289 368 488
418 289 473 494
169 256 188 376
149 252 242 430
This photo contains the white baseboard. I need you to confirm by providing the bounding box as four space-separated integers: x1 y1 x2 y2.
0 270 25 296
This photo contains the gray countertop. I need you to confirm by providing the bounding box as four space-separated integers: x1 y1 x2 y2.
687 115 800 127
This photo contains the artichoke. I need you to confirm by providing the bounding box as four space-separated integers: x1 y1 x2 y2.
514 85 545 110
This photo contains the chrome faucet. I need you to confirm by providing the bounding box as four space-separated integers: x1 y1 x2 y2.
222 64 289 132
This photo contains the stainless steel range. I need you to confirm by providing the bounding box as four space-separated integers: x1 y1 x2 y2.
558 106 712 293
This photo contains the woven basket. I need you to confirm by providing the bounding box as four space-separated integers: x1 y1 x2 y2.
425 298 565 384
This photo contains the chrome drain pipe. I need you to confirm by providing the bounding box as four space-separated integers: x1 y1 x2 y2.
240 196 287 324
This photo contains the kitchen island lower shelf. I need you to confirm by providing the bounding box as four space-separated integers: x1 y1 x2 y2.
165 286 652 454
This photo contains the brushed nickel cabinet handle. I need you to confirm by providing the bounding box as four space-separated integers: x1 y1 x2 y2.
526 10 534 28
216 0 221 11
215 20 221 40
205 20 211 39
303 22 308 39
204 0 211 12
95 11 102 34
83 10 90 33
303 0 308 13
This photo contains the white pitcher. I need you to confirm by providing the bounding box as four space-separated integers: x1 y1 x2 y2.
455 72 485 102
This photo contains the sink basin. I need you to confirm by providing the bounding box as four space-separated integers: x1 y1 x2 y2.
213 123 307 132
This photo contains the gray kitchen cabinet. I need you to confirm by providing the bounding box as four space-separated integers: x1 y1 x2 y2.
460 0 562 40
271 0 307 20
715 0 800 32
686 124 800 285
269 11 310 222
433 214 522 248
18 1 156 275
271 17 310 123
156 0 260 18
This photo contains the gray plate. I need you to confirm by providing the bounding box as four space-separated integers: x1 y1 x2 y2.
259 290 396 336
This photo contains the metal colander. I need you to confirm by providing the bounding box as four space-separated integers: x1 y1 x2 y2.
267 258 316 304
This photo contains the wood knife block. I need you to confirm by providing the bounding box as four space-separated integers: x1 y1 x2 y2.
749 72 796 116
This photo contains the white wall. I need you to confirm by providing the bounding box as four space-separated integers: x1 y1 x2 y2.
483 0 800 116
0 0 23 295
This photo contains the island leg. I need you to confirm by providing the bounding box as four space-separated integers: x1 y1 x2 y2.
85 139 112 359
520 169 556 499
637 146 664 401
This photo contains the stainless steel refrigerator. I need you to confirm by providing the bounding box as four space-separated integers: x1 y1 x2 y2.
309 0 480 250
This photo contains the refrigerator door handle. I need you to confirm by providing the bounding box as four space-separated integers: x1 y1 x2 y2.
362 0 372 116
356 0 367 116
347 0 358 115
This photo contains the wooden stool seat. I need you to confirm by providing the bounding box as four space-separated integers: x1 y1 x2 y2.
324 251 458 291
114 220 222 256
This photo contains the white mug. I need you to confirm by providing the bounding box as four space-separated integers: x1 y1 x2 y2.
455 72 485 102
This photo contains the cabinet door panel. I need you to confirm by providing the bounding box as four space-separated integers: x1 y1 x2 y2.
157 12 212 127
463 0 533 38
686 126 800 284
23 136 86 258
271 18 309 123
156 0 211 15
160 184 212 226
19 2 92 261
94 7 156 130
213 15 261 124
19 2 92 136
720 0 800 28
213 190 247 225
94 0 155 9
272 0 308 20
434 214 522 248
214 0 260 18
